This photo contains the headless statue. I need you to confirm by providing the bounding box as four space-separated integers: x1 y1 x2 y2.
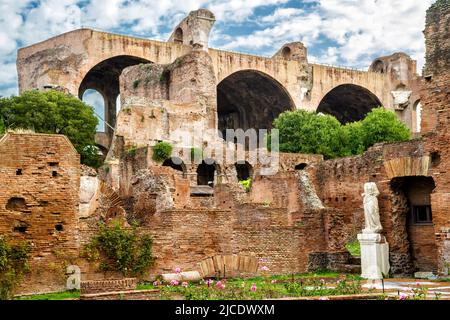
362 182 383 234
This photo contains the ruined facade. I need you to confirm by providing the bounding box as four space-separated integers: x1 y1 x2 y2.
1 2 449 294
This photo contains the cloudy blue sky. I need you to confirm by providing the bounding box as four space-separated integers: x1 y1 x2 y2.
0 0 436 100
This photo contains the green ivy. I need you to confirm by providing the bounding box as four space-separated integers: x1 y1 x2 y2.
239 178 252 192
84 221 155 277
153 141 173 162
0 237 31 300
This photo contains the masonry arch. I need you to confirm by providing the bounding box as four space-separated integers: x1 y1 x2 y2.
217 70 296 139
78 55 152 139
235 161 253 181
316 84 382 124
197 159 220 187
163 157 187 177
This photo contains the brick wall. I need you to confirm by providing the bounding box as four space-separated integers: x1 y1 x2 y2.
0 133 80 294
421 0 450 274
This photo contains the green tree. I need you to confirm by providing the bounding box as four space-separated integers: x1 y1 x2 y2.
359 107 410 149
0 90 101 167
273 110 348 159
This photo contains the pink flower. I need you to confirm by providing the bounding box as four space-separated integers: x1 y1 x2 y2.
216 281 226 289
175 267 182 274
261 266 270 272
181 281 189 288
250 284 257 292
153 281 160 286
271 280 277 284
319 297 330 300
206 279 214 287
399 293 408 300
170 279 179 286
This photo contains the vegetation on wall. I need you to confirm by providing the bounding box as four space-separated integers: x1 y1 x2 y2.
0 237 31 300
0 90 101 168
152 141 173 162
84 221 155 277
271 108 411 159
239 178 252 192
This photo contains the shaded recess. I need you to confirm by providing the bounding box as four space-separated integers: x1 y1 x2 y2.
235 161 253 181
217 70 295 138
163 157 187 177
317 84 382 124
78 55 152 138
197 160 217 187
390 176 438 273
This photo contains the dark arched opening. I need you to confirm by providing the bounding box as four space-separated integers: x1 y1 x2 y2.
390 176 437 273
235 161 253 181
78 55 152 141
370 60 385 74
317 84 382 124
217 70 296 141
295 163 308 170
174 28 183 44
163 157 187 177
197 160 217 187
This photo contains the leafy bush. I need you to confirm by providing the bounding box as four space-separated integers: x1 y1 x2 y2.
84 221 155 276
345 240 361 257
272 108 411 159
153 141 173 162
0 237 31 300
0 90 101 167
359 107 410 149
239 178 252 192
272 110 348 159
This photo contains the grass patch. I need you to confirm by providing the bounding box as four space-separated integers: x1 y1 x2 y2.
16 290 80 300
346 240 361 257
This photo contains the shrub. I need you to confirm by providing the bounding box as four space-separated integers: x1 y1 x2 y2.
0 237 31 300
84 221 155 277
272 110 347 159
239 178 252 192
272 108 411 159
153 141 173 162
359 107 411 149
0 90 101 167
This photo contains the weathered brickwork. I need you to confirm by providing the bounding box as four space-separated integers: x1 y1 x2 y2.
0 133 80 294
421 0 450 274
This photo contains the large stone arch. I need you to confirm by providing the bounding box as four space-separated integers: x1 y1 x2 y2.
316 84 382 124
217 70 296 138
78 55 153 142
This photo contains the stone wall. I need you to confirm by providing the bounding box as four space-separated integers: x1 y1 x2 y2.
0 133 81 294
421 0 450 274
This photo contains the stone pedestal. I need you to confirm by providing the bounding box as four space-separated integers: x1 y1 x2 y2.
357 233 390 280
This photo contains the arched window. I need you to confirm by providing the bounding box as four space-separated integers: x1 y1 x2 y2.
174 28 183 44
413 101 422 133
282 47 292 60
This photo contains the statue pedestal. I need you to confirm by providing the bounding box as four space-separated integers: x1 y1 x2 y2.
357 233 390 280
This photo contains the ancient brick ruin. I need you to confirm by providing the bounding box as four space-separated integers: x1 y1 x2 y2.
1 2 449 294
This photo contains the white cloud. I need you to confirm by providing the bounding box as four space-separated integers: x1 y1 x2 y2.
0 0 438 97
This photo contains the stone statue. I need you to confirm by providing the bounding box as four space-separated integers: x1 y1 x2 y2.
362 182 383 234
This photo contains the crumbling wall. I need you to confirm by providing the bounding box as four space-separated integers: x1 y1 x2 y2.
421 0 450 275
0 133 80 294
